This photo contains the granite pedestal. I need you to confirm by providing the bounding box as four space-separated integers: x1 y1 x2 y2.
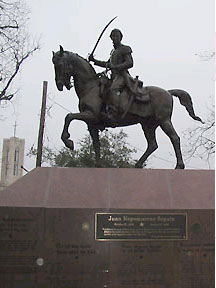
0 167 214 288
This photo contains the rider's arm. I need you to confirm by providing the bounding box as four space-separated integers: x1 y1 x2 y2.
93 59 108 68
88 54 109 68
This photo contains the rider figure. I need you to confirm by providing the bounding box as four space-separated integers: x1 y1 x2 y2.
89 29 136 122
89 29 133 90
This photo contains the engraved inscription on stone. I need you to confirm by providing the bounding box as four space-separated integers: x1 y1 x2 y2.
95 213 187 241
0 208 41 276
0 207 213 287
178 242 215 288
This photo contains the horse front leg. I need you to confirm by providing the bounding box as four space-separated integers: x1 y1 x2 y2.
61 113 74 150
88 126 103 167
61 111 97 150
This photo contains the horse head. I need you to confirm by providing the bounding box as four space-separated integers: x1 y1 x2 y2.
52 45 74 91
52 46 98 93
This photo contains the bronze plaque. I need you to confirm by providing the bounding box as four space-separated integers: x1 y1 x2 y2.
95 213 187 241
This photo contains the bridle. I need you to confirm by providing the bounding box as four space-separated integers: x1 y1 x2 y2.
53 52 76 88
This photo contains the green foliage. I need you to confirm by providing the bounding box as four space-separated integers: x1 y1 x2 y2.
55 130 137 168
28 130 137 168
27 146 56 166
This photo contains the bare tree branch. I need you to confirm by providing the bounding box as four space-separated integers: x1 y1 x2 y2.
0 0 39 102
183 105 215 162
0 24 19 29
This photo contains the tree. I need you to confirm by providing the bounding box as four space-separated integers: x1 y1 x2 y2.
183 105 215 164
0 0 39 101
183 52 215 167
28 130 138 168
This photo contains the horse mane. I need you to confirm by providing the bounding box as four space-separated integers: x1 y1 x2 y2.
69 51 98 78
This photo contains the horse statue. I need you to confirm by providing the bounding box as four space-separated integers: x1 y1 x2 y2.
52 46 203 169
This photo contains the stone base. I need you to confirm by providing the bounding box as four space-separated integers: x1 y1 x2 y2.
0 168 214 288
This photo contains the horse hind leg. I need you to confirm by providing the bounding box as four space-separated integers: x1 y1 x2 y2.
135 124 158 168
160 119 185 169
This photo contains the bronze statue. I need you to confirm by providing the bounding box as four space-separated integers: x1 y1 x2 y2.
52 36 203 169
89 28 147 122
89 29 134 90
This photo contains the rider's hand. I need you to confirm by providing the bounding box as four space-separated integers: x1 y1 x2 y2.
88 54 95 62
109 63 117 70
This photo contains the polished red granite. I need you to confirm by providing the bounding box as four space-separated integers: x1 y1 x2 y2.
0 167 214 209
0 168 214 288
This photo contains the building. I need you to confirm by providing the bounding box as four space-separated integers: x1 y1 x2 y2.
0 137 25 189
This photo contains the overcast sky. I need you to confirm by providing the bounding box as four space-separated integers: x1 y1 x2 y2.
0 0 214 172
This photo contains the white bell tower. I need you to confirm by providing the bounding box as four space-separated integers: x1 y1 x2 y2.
1 136 25 188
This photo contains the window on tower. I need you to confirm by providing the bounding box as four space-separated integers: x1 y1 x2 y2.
13 164 18 176
14 148 19 162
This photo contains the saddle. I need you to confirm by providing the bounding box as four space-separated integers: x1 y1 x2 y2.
97 73 150 125
130 76 150 103
98 72 150 103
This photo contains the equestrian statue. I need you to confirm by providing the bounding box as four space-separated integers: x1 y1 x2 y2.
52 21 203 169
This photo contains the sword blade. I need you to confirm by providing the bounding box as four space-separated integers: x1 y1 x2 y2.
90 16 117 57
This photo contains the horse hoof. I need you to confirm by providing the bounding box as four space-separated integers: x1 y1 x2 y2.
95 159 104 168
61 132 70 140
95 163 103 168
175 163 185 169
65 139 74 150
135 163 142 168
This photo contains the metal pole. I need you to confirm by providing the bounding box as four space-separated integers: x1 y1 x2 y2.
36 81 48 167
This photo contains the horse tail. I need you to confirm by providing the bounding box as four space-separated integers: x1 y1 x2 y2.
168 89 204 123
